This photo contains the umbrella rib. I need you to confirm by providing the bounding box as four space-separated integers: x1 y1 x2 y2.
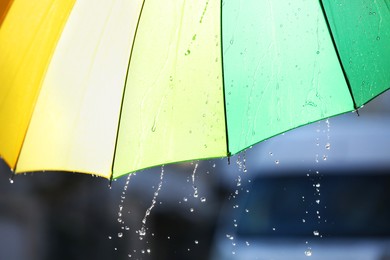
220 0 231 159
318 0 359 111
110 0 147 183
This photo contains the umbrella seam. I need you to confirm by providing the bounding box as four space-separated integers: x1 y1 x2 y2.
220 0 231 158
318 0 358 111
110 0 147 183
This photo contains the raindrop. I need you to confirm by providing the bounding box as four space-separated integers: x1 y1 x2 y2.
275 160 280 165
183 197 188 202
139 166 164 239
236 175 242 187
302 219 306 223
200 197 206 203
151 122 156 132
118 232 123 238
9 177 14 184
325 143 331 150
184 49 191 56
194 240 199 245
246 241 250 246
316 50 320 54
313 230 320 236
192 162 199 198
190 208 194 212
376 36 381 41
108 236 112 240
272 227 276 231
226 234 234 240
323 155 327 161
316 200 320 204
242 150 247 173
305 248 312 256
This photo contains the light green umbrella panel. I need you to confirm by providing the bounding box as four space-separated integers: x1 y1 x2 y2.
0 0 389 179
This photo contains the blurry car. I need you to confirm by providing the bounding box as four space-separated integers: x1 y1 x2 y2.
211 113 390 260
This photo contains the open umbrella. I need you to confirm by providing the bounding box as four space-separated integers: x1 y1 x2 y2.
0 0 389 180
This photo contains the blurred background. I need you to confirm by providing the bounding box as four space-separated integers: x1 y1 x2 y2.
1 91 390 260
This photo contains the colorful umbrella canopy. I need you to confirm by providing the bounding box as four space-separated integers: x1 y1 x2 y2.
0 0 389 179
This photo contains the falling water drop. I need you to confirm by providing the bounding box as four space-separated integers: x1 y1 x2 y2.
305 248 312 256
192 162 199 198
139 166 164 240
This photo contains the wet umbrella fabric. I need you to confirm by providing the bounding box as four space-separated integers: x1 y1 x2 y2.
0 0 389 179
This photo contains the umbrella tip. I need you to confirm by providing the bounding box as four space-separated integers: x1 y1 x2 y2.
355 108 360 116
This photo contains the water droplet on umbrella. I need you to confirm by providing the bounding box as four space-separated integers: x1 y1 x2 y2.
305 248 312 256
194 240 199 244
118 232 123 238
183 197 188 202
190 208 194 212
313 230 320 236
325 143 331 149
200 197 206 203
275 160 280 165
376 36 381 40
9 177 14 184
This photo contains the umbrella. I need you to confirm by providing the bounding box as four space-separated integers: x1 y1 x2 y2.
0 0 389 180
